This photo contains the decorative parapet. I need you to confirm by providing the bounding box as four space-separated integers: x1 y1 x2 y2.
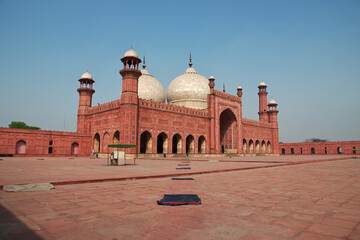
214 90 241 102
86 99 121 115
0 127 90 137
139 99 208 118
242 118 272 128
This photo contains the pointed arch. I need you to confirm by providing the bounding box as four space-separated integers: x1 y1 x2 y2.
267 141 271 154
249 139 254 154
15 140 26 154
94 133 100 153
113 131 120 145
140 131 152 154
172 134 182 154
243 139 247 154
261 140 266 154
186 135 195 154
255 140 260 154
157 132 168 154
198 136 206 154
219 108 237 153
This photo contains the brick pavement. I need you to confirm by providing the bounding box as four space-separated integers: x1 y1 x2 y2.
0 156 359 239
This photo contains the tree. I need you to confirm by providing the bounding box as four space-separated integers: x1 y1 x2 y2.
304 138 327 143
8 121 40 130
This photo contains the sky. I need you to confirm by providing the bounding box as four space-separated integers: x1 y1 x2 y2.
0 0 359 143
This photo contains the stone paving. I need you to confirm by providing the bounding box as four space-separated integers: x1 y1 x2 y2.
0 155 359 239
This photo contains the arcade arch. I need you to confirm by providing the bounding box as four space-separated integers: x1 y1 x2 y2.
172 134 182 154
15 140 26 154
198 136 206 154
186 135 195 154
157 132 168 154
140 131 152 154
94 133 100 153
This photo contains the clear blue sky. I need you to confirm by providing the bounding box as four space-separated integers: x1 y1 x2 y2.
0 0 359 142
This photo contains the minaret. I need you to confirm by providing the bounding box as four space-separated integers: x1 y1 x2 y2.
208 75 216 153
77 71 95 133
120 48 142 104
119 48 141 156
258 81 269 122
268 98 279 154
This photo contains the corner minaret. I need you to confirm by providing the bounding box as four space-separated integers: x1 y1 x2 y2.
268 98 279 154
77 71 95 133
119 48 141 156
258 81 269 122
119 48 142 104
267 99 279 123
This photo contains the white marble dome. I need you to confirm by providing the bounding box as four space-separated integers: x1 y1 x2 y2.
269 98 277 104
124 48 138 58
138 69 165 103
167 67 210 109
259 81 267 87
81 71 93 79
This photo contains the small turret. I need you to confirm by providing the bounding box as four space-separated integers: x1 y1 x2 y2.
267 98 278 123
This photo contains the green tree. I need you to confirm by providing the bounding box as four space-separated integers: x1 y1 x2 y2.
304 138 327 142
8 121 40 130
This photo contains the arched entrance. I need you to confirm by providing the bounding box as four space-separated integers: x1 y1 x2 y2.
94 133 100 153
198 136 206 154
267 141 271 154
255 140 260 154
249 140 254 154
172 134 182 154
140 131 152 154
243 139 247 154
15 140 26 154
186 135 195 154
113 131 120 145
103 132 111 153
157 132 168 154
219 109 237 153
71 142 79 155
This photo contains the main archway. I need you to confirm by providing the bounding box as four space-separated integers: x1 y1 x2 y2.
219 109 237 153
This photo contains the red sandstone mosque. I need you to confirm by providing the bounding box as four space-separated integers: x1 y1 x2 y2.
0 48 358 157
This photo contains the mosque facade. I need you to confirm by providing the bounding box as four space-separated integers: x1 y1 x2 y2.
0 48 281 157
77 48 280 158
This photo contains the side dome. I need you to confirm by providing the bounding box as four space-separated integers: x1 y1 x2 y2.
81 71 93 79
167 66 210 109
138 69 165 103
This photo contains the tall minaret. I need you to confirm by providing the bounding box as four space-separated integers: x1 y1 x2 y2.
258 81 269 122
119 48 141 155
77 71 95 133
268 98 279 154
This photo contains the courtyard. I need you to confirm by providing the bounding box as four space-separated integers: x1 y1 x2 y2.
0 155 359 239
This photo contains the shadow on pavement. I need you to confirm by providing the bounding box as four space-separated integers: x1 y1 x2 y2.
0 204 43 240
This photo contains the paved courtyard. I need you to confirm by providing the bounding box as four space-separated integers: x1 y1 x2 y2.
0 155 359 239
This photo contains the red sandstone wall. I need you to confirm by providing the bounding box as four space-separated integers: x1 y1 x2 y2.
242 118 274 154
138 103 209 154
0 128 92 156
279 141 360 155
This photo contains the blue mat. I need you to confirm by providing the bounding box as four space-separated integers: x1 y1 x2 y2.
157 194 201 206
171 178 194 180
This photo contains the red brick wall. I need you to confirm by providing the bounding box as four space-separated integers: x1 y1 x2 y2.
279 141 360 155
0 128 91 156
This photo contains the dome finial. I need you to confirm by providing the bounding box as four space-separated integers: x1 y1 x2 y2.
142 56 146 69
223 83 226 93
189 53 193 67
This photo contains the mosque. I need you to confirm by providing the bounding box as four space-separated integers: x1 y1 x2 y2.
0 48 280 157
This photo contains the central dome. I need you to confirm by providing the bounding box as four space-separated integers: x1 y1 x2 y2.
167 66 210 109
138 68 165 103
